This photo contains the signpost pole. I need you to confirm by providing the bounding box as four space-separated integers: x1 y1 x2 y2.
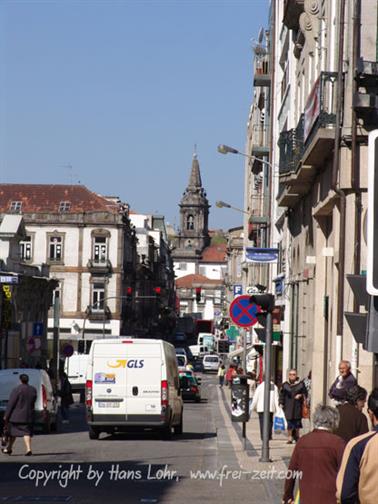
260 310 272 462
242 327 247 451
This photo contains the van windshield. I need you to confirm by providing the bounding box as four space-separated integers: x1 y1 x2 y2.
205 357 219 363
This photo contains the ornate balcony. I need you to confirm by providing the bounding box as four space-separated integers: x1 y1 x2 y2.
87 258 112 274
253 54 271 87
277 72 338 207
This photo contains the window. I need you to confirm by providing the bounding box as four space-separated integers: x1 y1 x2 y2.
49 236 63 261
59 201 71 213
93 236 107 263
186 215 194 230
9 201 22 213
92 283 105 311
179 263 187 271
199 266 206 275
20 236 32 261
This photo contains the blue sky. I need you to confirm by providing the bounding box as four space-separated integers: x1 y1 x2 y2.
0 0 269 230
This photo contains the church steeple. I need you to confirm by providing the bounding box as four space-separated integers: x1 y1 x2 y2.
176 152 210 254
188 153 202 189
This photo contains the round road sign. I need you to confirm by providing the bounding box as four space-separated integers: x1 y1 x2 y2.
229 295 261 327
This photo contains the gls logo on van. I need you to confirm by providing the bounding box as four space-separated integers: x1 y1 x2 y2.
107 359 145 369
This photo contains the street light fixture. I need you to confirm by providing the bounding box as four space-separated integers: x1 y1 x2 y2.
216 200 249 215
217 143 274 170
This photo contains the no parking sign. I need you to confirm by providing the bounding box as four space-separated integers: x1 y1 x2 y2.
229 295 261 327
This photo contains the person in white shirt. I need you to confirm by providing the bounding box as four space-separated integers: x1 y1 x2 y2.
250 378 280 440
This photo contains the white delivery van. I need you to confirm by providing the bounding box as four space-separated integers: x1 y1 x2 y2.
64 353 89 396
0 368 58 433
202 354 220 373
85 338 184 440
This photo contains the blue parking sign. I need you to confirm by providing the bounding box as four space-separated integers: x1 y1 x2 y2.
32 322 44 337
233 285 243 296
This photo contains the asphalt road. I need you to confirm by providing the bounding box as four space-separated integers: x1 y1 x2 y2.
0 373 273 504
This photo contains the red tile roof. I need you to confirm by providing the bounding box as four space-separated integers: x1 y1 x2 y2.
176 274 224 288
201 243 227 263
0 184 119 214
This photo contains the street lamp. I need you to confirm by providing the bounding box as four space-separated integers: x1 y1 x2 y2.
216 200 249 215
217 144 274 170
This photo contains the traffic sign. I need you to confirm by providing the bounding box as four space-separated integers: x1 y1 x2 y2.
233 285 243 296
33 322 44 337
229 295 261 327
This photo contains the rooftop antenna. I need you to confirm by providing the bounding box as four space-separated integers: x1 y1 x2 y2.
61 164 81 185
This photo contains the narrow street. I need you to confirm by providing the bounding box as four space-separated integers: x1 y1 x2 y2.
0 374 277 504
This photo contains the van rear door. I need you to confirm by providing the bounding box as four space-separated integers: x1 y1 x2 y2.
92 343 128 417
125 343 162 418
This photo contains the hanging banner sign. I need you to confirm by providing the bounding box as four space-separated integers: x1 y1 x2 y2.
245 247 279 264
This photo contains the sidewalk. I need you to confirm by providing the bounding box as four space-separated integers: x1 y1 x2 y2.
217 386 305 503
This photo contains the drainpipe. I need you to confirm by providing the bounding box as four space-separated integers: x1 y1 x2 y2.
267 0 276 290
351 0 361 377
331 0 346 372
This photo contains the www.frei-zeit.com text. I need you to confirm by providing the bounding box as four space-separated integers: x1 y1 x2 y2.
17 464 303 488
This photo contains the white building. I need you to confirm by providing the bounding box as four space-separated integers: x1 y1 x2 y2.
0 184 137 356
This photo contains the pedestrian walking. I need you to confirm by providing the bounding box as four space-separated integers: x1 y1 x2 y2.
225 364 237 387
282 405 345 504
217 364 226 388
279 369 307 443
336 388 378 504
1 373 37 456
334 385 369 442
250 377 280 441
58 372 74 424
329 360 357 404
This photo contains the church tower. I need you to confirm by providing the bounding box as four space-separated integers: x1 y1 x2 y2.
176 153 210 257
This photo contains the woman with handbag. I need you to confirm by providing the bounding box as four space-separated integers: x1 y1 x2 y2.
279 369 308 444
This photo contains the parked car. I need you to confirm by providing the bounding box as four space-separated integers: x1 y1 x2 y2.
179 374 201 403
0 368 58 433
202 354 220 373
86 338 184 440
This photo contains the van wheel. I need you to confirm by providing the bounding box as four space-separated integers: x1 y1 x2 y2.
89 427 100 440
173 413 183 435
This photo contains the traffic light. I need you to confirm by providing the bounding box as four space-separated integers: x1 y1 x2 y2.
249 293 275 312
126 287 133 302
154 287 162 297
195 287 202 303
218 340 229 353
367 130 378 295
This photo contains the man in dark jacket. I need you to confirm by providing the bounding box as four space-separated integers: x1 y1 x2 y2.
329 360 357 403
282 405 346 504
334 385 369 442
2 374 37 456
